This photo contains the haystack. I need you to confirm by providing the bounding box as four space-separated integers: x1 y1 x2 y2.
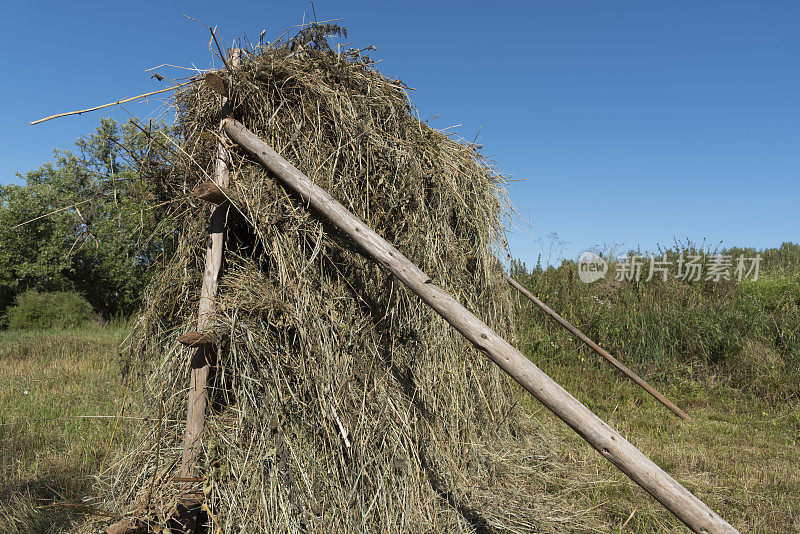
80 25 605 533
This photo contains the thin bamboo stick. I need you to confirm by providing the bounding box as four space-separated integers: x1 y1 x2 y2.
30 82 194 125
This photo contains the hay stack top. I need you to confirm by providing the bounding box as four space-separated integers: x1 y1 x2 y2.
172 25 509 283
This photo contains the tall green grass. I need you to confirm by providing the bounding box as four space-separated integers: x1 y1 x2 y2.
509 243 800 531
510 242 800 401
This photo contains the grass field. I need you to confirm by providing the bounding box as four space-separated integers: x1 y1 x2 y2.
510 246 799 531
0 326 134 533
518 345 800 532
1 266 798 532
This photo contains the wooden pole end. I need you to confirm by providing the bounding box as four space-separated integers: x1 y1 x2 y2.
178 331 217 348
105 518 147 534
191 180 236 204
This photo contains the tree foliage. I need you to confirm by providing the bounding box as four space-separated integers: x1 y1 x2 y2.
0 118 175 318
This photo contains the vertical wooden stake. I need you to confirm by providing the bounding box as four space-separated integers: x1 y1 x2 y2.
179 50 241 483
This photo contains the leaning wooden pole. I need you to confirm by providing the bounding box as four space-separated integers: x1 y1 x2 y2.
505 274 692 421
179 50 241 482
222 117 738 534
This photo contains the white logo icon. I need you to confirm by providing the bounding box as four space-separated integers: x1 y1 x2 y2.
577 252 608 283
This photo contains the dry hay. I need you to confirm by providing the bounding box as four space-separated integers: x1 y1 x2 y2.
78 25 607 533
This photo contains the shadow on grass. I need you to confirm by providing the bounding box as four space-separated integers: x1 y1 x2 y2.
0 467 93 534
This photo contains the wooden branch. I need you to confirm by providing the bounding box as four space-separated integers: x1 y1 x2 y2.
179 50 241 484
191 180 237 204
10 199 92 229
183 16 230 71
203 72 230 98
104 518 147 534
221 117 738 534
505 274 692 421
30 82 194 125
178 331 218 348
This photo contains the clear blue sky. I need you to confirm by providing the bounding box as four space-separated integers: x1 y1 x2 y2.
2 1 798 265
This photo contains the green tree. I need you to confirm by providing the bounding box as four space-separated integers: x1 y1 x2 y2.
0 118 174 318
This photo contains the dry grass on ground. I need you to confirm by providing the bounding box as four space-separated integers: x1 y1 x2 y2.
1 326 798 532
523 345 800 532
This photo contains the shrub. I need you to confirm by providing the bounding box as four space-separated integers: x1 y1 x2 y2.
4 290 94 330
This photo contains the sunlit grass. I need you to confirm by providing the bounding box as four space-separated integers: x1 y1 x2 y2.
509 247 799 530
0 326 134 533
519 338 800 532
2 292 799 532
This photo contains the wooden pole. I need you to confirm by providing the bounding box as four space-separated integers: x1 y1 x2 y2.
221 117 738 534
505 274 692 421
179 50 241 482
